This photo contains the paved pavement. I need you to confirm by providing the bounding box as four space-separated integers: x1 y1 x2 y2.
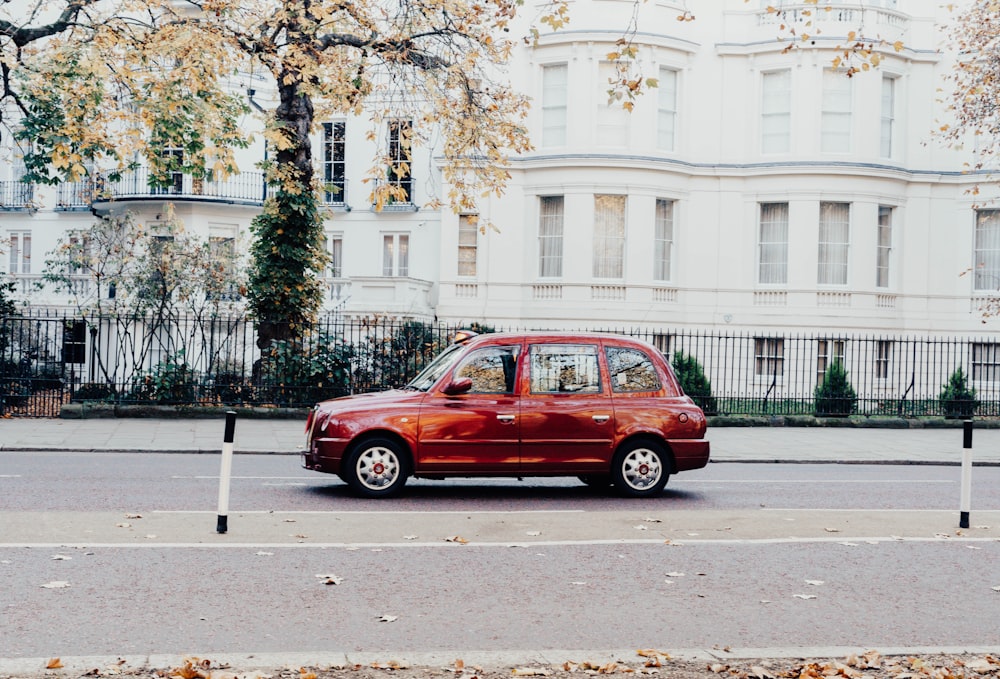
2 416 1000 463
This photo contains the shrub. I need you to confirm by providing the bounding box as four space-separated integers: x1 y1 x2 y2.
210 358 253 405
814 361 857 417
255 333 353 406
72 382 116 402
939 367 978 419
128 350 198 404
671 351 718 415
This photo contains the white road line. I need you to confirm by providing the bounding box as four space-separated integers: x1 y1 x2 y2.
152 509 586 515
680 479 953 484
1 536 998 550
761 507 1000 512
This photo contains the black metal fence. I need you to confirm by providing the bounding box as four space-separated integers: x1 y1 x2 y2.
2 310 999 419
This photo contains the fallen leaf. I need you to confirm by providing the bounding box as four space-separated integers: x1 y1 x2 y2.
665 572 685 577
51 554 72 561
125 513 142 519
376 615 398 622
805 580 824 586
824 527 841 533
292 534 309 539
642 517 662 523
47 658 64 669
839 542 859 547
403 535 418 540
116 522 132 528
708 664 729 673
511 669 551 676
40 581 71 589
526 531 541 536
992 585 1000 592
749 667 774 679
446 536 469 544
315 574 343 585
635 525 648 530
793 594 817 600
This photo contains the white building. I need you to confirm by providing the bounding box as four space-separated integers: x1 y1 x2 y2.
3 0 998 337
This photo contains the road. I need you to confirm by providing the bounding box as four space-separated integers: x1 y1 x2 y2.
2 452 999 662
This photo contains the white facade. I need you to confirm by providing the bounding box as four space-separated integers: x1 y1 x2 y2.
4 0 999 335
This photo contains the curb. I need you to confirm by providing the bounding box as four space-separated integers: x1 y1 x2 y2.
4 646 1000 676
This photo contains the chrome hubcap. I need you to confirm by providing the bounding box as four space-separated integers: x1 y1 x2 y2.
357 446 400 490
622 448 662 490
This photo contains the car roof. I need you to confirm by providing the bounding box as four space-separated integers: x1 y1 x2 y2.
461 331 658 350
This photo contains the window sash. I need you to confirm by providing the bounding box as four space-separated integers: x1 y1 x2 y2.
327 235 343 278
657 68 678 152
818 202 850 285
593 194 626 279
761 71 791 153
387 120 412 202
877 206 892 288
382 234 409 277
754 338 784 377
323 122 347 203
654 199 674 281
8 232 31 274
974 209 1000 291
880 77 895 158
822 70 852 152
758 203 788 284
597 62 628 147
972 342 1000 382
458 215 478 277
542 64 568 147
539 196 564 278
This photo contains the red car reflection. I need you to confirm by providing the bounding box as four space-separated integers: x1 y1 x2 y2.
303 332 709 497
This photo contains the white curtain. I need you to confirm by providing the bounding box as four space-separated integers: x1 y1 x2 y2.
593 195 626 278
538 196 564 277
654 199 674 281
975 210 1000 290
758 203 788 284
818 202 850 285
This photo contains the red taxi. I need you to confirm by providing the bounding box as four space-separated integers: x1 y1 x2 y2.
303 332 710 497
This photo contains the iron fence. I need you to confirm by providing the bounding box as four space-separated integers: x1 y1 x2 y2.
2 310 999 419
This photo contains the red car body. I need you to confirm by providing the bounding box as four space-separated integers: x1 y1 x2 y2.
303 332 709 497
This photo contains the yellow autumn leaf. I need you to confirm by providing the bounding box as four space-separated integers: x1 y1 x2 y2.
46 659 64 669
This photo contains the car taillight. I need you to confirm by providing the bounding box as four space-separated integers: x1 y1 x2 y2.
305 407 316 434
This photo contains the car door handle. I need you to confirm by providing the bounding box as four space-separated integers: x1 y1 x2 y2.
497 414 516 424
592 415 610 424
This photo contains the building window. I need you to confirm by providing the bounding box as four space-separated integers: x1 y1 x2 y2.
817 339 846 383
152 147 184 194
382 233 409 277
323 121 346 204
208 226 239 301
821 69 852 153
387 119 412 203
761 70 791 153
542 64 568 147
875 340 892 380
818 202 850 285
654 199 674 281
974 209 1000 291
754 337 784 377
593 194 626 279
880 76 896 159
597 62 628 147
539 196 564 278
7 231 31 274
657 67 678 152
326 233 343 278
758 202 788 284
458 214 478 277
971 343 1000 382
877 206 892 288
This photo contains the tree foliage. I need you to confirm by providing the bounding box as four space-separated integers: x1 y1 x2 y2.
813 360 857 417
939 367 978 419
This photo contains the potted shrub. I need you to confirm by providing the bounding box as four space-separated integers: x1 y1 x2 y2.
939 367 978 419
814 361 857 417
672 351 718 415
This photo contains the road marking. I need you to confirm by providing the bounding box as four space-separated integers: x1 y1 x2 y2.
152 509 586 515
681 479 953 484
172 476 317 480
2 536 998 550
0 475 22 478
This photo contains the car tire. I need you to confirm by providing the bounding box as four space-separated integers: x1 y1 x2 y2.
611 440 670 498
344 437 410 498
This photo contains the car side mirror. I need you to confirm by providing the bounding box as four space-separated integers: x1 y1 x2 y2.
442 377 473 395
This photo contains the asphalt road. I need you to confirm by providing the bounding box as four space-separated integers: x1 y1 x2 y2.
2 452 999 662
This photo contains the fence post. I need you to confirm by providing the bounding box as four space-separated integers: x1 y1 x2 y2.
960 419 973 529
216 411 237 534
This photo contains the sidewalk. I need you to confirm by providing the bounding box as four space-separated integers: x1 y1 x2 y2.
3 416 1000 463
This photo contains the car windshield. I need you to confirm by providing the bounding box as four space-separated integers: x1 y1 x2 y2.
406 343 466 391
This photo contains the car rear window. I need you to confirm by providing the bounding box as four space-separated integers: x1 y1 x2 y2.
529 344 601 393
606 346 661 393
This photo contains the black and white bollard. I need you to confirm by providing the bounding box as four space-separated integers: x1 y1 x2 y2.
216 411 237 534
960 419 973 530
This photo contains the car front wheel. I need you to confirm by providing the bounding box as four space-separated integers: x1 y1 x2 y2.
611 440 670 498
345 438 409 498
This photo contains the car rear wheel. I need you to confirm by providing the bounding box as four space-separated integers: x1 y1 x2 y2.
611 440 670 498
345 438 409 498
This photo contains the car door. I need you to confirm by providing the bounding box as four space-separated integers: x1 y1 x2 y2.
518 342 615 473
416 344 521 473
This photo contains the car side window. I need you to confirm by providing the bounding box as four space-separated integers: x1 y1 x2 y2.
454 346 519 394
529 344 601 393
606 346 661 393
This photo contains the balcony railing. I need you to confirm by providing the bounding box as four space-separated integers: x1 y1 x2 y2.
94 168 267 205
0 180 35 210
